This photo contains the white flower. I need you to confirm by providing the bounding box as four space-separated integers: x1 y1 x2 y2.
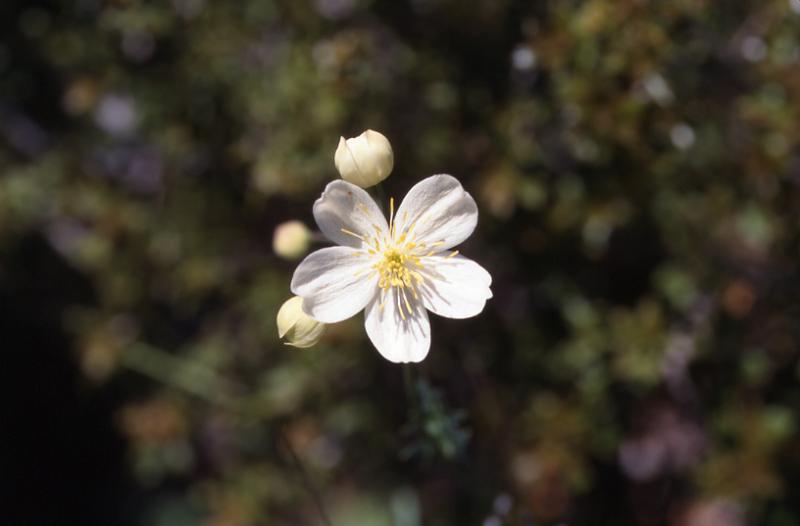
334 129 394 188
277 296 326 348
290 174 492 363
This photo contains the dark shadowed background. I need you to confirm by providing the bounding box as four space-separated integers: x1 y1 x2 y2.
2 0 800 525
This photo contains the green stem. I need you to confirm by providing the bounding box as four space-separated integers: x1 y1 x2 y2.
120 343 234 407
372 182 388 212
277 428 335 526
120 343 334 526
403 364 416 405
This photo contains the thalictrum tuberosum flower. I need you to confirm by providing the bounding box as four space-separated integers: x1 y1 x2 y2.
290 174 492 362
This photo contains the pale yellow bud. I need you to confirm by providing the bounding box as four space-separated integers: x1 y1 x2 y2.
272 220 311 260
276 296 325 348
334 129 394 188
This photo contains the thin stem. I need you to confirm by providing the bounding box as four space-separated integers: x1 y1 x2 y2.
120 343 334 526
403 364 415 405
120 343 234 407
372 182 387 213
277 427 335 526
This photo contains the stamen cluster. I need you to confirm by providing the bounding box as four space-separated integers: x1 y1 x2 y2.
341 197 458 319
376 249 414 289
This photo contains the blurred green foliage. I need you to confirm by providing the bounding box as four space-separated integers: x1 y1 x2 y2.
3 0 800 524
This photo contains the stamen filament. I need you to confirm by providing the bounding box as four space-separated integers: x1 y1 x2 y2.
397 292 406 320
340 228 364 240
368 200 433 315
402 288 413 314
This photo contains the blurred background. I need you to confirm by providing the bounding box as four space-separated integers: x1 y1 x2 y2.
2 0 800 524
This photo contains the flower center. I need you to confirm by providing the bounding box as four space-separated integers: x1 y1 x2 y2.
376 248 415 290
372 244 425 320
340 196 458 319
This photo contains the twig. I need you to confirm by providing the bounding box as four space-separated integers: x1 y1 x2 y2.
120 343 334 526
277 427 335 526
403 364 419 412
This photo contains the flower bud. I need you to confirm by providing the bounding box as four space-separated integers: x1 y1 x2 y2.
276 296 325 348
334 129 394 188
273 220 311 260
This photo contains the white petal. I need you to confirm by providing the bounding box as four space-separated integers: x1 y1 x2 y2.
394 174 478 250
364 289 431 363
313 180 389 248
290 246 377 323
419 255 492 319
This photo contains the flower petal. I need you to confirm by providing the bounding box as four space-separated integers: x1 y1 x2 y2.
290 246 377 323
364 289 430 363
313 180 389 248
394 174 478 250
419 255 492 319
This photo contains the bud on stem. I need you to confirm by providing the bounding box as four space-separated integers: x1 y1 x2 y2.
277 296 326 348
334 129 394 188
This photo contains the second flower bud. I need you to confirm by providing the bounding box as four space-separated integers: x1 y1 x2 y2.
276 296 326 348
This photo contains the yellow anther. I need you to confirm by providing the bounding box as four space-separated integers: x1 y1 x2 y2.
367 205 432 315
